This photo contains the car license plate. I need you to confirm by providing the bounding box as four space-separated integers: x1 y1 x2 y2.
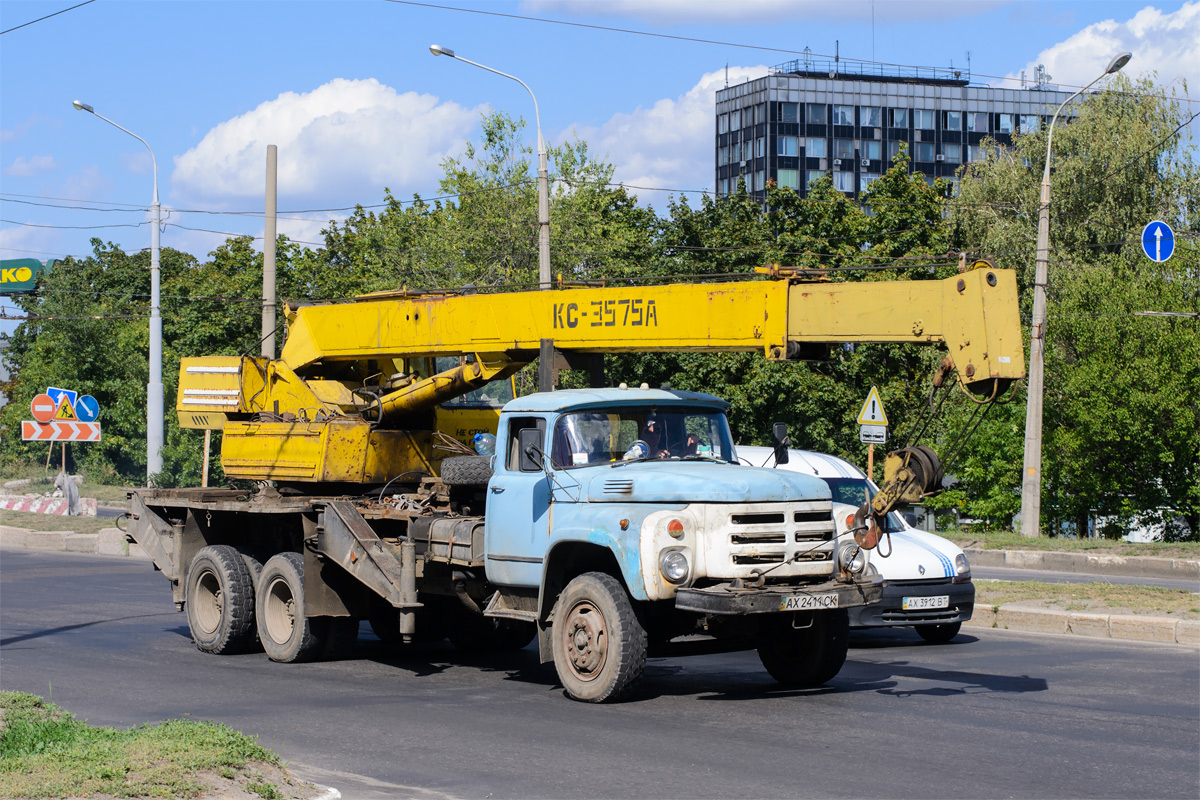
902 595 949 610
780 594 839 611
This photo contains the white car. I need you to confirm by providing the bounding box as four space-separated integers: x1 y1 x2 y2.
737 446 974 643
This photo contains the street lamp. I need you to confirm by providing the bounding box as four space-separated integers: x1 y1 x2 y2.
1019 51 1131 537
73 100 163 485
428 45 551 294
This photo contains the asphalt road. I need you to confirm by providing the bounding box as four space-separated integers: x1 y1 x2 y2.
2 547 1198 800
974 565 1200 592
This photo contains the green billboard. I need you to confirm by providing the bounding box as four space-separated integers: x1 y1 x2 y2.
0 258 55 293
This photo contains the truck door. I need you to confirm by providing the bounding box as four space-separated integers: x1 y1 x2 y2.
483 416 550 587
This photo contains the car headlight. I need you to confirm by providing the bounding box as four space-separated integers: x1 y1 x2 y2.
953 552 971 583
837 543 866 576
659 549 690 584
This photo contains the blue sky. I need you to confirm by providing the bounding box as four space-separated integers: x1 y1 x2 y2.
1 0 1196 319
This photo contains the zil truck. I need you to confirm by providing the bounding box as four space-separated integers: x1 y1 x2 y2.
126 265 1023 702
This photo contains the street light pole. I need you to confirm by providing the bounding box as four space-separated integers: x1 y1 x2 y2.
428 45 551 292
1018 52 1131 537
73 100 163 485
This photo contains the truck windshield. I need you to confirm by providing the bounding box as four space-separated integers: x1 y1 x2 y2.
822 477 905 532
551 406 735 468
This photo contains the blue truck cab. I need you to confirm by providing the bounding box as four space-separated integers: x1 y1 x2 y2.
480 386 883 701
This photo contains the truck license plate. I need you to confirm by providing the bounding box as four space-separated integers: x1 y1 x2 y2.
902 595 949 610
780 594 839 611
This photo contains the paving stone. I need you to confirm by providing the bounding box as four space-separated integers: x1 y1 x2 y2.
97 528 129 556
995 606 1068 634
1066 613 1111 638
0 526 31 548
25 531 68 551
1108 614 1177 644
64 533 98 553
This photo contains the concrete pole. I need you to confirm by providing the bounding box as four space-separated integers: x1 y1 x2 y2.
262 144 278 358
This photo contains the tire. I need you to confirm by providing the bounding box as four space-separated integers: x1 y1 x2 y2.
440 455 493 486
915 621 962 644
239 552 264 652
185 545 257 655
255 552 325 663
756 609 850 688
551 572 647 703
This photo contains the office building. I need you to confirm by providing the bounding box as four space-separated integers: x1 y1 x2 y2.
715 57 1075 201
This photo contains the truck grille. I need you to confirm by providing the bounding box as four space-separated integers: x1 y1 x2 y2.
717 500 836 576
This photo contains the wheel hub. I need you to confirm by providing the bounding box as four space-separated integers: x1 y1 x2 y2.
563 601 607 679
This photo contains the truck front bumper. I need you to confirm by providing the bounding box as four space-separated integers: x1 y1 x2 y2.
674 575 884 616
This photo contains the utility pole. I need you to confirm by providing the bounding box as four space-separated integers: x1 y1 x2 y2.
263 144 278 358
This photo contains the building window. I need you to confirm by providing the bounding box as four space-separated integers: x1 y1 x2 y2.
719 178 728 196
746 105 757 126
834 139 855 159
805 104 826 124
1020 115 1041 132
864 140 881 160
757 137 765 158
862 107 882 127
888 108 908 128
943 144 961 163
861 172 882 191
943 110 962 131
968 112 988 133
914 109 935 129
730 109 741 129
944 177 960 196
778 102 799 123
807 137 827 157
968 145 985 163
833 172 854 193
778 135 799 156
806 170 827 187
833 105 854 126
756 170 765 190
915 142 935 162
743 140 753 161
777 168 800 190
717 114 728 134
922 174 936 187
887 140 903 161
998 114 1014 133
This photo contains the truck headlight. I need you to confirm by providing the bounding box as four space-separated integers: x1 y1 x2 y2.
659 549 690 584
837 543 866 576
953 552 971 583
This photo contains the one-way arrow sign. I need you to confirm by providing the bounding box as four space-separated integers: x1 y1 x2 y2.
1141 220 1175 263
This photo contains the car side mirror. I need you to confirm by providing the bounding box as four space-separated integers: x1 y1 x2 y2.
518 428 543 473
772 422 789 465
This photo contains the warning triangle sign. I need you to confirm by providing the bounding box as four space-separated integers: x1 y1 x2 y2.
54 395 78 421
857 386 888 425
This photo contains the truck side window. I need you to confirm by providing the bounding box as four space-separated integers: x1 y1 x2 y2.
506 417 545 472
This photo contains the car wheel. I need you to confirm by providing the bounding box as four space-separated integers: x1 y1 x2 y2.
915 621 962 643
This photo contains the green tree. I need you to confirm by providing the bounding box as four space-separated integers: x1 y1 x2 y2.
948 75 1199 539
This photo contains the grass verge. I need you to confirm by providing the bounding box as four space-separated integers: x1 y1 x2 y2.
0 692 313 799
0 509 114 535
975 579 1200 619
941 530 1200 559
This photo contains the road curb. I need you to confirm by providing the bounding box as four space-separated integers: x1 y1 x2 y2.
1 525 148 559
964 547 1199 580
966 604 1198 647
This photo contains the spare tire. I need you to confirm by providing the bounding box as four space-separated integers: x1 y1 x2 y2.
441 455 493 486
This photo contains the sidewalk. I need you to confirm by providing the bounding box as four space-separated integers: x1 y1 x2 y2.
3 524 1196 648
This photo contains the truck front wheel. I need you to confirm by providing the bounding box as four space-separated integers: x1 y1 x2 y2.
551 572 647 703
186 545 257 655
256 552 326 663
756 609 850 688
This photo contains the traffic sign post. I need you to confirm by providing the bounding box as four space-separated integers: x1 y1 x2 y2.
22 388 102 445
857 387 889 482
1141 221 1175 263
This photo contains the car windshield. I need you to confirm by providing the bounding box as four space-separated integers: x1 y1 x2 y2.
551 406 735 468
822 477 905 532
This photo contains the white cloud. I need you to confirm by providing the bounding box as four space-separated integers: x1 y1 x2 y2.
1006 2 1199 89
172 78 484 207
567 65 765 208
521 0 1000 23
4 155 57 177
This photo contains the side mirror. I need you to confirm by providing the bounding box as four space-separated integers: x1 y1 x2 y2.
518 427 543 473
772 422 789 465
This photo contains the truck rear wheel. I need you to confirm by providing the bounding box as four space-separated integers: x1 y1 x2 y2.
551 572 647 703
256 552 325 663
756 609 850 688
186 545 257 655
